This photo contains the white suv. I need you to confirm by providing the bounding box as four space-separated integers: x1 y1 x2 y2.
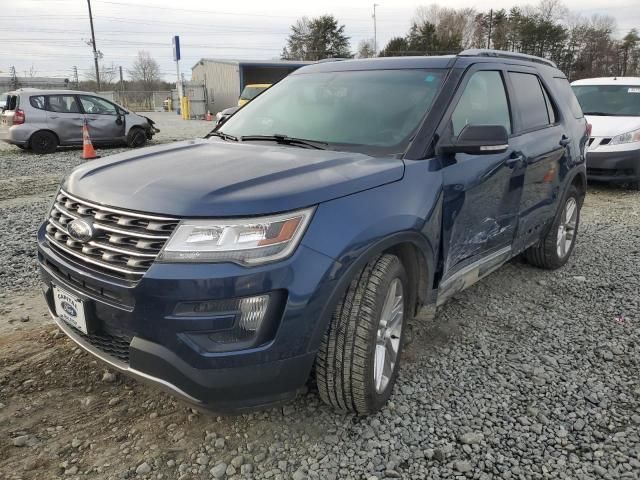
571 77 640 189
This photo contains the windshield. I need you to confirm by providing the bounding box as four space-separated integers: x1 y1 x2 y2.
240 86 268 101
221 69 445 154
572 85 640 116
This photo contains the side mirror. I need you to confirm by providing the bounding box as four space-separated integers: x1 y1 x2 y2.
440 125 509 155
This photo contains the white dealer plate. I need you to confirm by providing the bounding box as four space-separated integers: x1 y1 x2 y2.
53 285 88 334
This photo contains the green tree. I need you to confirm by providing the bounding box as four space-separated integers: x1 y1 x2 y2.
281 15 351 61
378 37 410 57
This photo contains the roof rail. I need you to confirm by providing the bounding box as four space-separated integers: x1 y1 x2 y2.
458 49 557 68
315 58 350 63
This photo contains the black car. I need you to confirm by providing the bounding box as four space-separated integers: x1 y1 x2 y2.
38 50 588 414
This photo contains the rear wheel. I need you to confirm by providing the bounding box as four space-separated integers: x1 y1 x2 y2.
126 127 147 148
30 131 58 154
525 185 581 269
315 254 408 414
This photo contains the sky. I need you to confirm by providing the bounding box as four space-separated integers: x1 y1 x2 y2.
1 0 638 83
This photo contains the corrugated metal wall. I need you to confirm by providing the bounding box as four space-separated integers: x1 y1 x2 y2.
192 61 240 114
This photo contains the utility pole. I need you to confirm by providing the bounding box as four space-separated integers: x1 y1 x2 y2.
372 4 379 55
72 66 79 89
9 66 18 90
86 0 101 90
119 65 124 104
487 9 493 50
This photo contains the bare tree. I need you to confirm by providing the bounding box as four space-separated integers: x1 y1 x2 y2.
85 62 117 86
413 5 477 49
128 51 161 90
357 39 376 58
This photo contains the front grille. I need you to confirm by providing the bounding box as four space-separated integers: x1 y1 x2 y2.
73 326 132 364
45 190 179 281
587 167 635 177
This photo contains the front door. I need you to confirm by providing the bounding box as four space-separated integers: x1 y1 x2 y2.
45 94 84 144
79 95 125 143
437 66 526 292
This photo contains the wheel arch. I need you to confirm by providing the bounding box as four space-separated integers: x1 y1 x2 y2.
307 231 437 353
28 129 60 148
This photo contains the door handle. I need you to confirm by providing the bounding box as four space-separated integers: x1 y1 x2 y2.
559 135 571 147
49 115 59 119
505 155 524 168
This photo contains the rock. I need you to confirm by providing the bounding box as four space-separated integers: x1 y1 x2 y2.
20 315 30 322
214 438 225 449
136 462 151 475
455 461 472 473
102 371 116 382
572 275 586 281
12 435 35 447
225 464 236 476
573 419 586 431
210 463 227 479
240 464 253 474
71 438 82 448
459 432 484 445
196 454 210 466
65 466 78 475
108 397 120 406
230 455 244 468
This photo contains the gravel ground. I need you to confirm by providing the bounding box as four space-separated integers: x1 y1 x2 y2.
1 116 639 479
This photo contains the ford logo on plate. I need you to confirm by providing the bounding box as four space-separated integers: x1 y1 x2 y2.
67 217 95 243
61 301 77 317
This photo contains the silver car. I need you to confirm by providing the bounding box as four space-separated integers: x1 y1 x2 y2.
0 89 159 154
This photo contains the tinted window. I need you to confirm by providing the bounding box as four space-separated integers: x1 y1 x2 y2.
509 72 549 130
572 84 640 117
80 95 118 115
555 78 584 118
221 69 446 154
30 96 45 110
47 95 80 114
5 95 19 111
451 71 511 136
541 84 556 124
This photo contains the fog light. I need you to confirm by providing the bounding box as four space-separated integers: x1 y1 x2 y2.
238 295 269 331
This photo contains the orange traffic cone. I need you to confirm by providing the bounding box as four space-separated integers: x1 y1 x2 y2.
206 110 212 121
81 119 99 160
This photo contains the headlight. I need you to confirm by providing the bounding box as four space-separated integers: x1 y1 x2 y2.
157 207 314 265
610 127 640 145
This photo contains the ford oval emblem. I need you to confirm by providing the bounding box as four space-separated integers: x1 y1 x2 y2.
61 301 77 317
67 218 95 243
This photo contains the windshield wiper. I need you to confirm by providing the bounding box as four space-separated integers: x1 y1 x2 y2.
206 131 238 141
240 134 328 150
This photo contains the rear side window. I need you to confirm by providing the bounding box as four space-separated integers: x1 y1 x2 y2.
451 70 512 136
30 96 45 110
509 72 550 130
5 95 19 111
554 77 584 119
46 95 80 114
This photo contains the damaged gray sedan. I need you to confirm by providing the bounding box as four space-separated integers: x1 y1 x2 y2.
0 89 159 153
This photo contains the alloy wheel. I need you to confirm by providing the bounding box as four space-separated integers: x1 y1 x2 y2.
374 278 404 394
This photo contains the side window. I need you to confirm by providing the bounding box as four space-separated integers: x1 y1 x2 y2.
46 95 80 114
509 72 550 130
451 71 511 136
30 96 45 110
79 95 118 115
541 84 557 124
554 77 584 119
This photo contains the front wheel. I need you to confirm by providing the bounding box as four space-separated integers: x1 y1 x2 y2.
526 185 581 269
315 254 408 414
126 127 147 148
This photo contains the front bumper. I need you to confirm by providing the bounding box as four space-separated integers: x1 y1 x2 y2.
586 148 640 183
38 225 340 412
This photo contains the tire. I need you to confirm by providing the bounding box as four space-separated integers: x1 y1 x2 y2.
126 127 147 148
525 185 581 269
315 254 408 414
29 131 58 154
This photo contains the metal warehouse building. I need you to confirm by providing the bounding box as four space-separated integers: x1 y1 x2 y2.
191 59 311 113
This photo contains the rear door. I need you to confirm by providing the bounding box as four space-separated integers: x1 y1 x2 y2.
45 94 84 144
438 64 526 286
79 95 125 143
505 68 567 252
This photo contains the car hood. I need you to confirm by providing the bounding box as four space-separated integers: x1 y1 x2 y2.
64 138 404 217
585 115 640 138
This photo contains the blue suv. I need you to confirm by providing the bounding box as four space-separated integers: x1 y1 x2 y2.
38 50 588 414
